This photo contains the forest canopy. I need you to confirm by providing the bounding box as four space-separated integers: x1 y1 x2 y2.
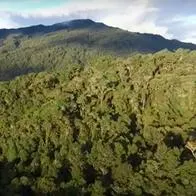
0 49 196 195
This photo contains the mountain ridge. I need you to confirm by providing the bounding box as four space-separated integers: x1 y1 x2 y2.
0 19 107 39
0 19 196 49
1 19 196 80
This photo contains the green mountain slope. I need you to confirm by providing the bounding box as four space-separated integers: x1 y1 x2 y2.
1 19 196 54
0 20 196 80
0 50 195 195
1 19 196 80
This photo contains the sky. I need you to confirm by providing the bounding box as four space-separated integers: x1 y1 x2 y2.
0 0 196 43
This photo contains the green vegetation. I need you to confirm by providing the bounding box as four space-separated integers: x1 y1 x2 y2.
0 49 196 195
1 19 196 81
0 34 100 81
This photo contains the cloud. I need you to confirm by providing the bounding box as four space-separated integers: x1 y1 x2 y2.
158 14 196 44
0 12 18 28
99 0 172 38
0 0 195 43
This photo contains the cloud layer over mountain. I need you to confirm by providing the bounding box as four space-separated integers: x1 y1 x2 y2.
0 0 196 43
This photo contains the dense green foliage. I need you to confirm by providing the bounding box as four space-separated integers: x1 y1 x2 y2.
1 19 196 81
0 49 196 195
0 35 100 81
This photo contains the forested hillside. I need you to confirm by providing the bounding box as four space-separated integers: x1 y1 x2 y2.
0 49 195 195
1 19 196 81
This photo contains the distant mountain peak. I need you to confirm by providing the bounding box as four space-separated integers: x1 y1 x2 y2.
0 19 107 39
55 19 96 28
0 19 196 53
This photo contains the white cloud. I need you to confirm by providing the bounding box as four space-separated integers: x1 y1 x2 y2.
0 0 195 43
183 32 196 44
168 14 196 43
100 0 172 39
0 18 16 29
4 0 171 38
171 15 196 25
